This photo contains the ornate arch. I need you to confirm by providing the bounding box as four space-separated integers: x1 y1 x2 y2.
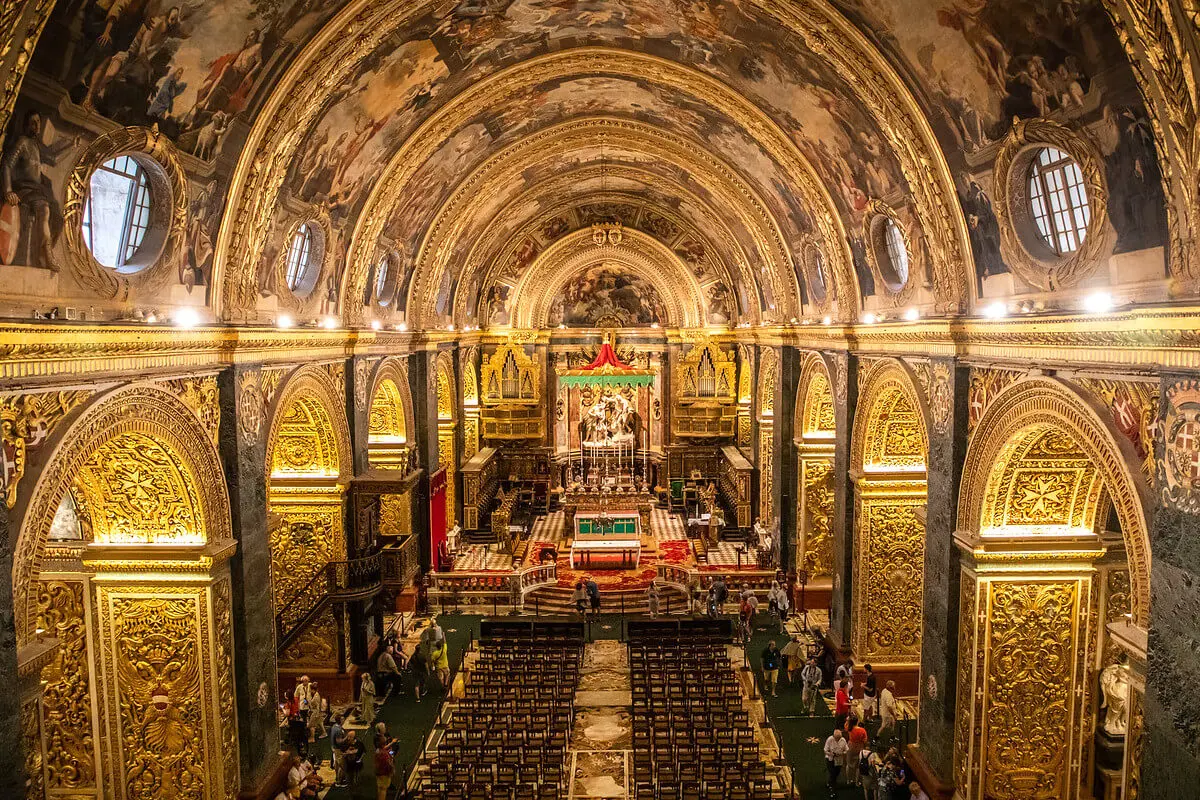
406 117 798 328
757 347 778 420
509 226 706 329
957 376 1153 623
12 383 232 646
851 358 931 473
367 357 414 444
435 351 458 423
265 365 352 481
795 351 837 439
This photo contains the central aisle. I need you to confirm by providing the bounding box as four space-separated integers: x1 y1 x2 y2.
569 640 633 799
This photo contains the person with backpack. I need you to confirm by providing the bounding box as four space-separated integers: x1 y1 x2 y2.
846 715 869 786
859 747 882 800
801 657 824 715
342 730 366 788
760 639 782 697
410 645 429 701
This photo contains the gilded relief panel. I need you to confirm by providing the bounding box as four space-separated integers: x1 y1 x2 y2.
978 579 1091 800
22 695 45 800
267 499 344 653
379 492 412 539
211 579 238 800
852 494 925 664
798 458 834 579
759 423 774 523
96 587 214 800
36 580 97 791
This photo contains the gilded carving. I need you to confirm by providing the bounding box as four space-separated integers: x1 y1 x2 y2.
1125 686 1144 799
322 362 346 405
1161 378 1200 512
968 367 1025 434
799 459 833 578
758 348 777 418
0 390 91 508
461 345 480 405
22 695 45 800
481 343 539 405
237 371 266 446
165 377 221 447
379 492 411 538
282 607 339 668
353 359 372 413
212 579 239 800
103 592 208 800
953 574 978 791
37 580 96 790
759 424 774 523
960 376 1152 624
1 0 54 144
268 506 343 630
982 581 1081 800
852 498 925 663
929 361 952 435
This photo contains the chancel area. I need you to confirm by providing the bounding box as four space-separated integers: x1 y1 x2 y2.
2 0 1199 799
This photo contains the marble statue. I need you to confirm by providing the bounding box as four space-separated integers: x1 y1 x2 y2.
1099 662 1130 736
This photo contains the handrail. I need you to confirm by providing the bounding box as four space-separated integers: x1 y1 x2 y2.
381 534 420 587
275 554 384 650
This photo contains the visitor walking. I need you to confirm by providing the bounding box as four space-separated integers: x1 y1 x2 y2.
359 672 376 726
410 644 429 701
376 645 402 701
781 635 804 684
375 738 395 800
647 581 660 618
862 663 878 721
846 716 869 786
342 730 365 789
860 747 882 800
431 635 451 691
307 687 326 741
767 579 790 633
761 639 782 697
584 576 601 618
879 680 898 742
835 679 851 729
329 714 347 787
824 728 848 794
801 657 823 715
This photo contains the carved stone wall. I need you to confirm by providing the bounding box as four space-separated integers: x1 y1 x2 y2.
851 490 926 665
36 579 98 792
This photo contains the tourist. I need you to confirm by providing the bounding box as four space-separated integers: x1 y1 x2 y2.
877 749 907 800
273 786 300 800
836 657 856 688
835 679 852 728
573 580 588 615
781 635 805 684
359 671 376 726
824 728 848 792
846 716 869 786
420 617 445 662
879 680 898 741
908 781 930 800
376 644 402 701
307 685 326 741
584 576 601 618
860 747 882 800
761 639 782 697
375 737 396 800
342 730 366 788
767 579 790 633
410 644 429 701
285 692 308 757
647 581 660 618
329 714 347 787
432 635 451 691
293 676 317 727
862 663 878 722
801 657 823 715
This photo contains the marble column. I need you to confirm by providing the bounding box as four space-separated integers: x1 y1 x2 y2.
410 350 439 571
218 365 281 790
914 358 969 779
828 351 856 647
778 347 801 573
0 499 27 796
1141 373 1200 796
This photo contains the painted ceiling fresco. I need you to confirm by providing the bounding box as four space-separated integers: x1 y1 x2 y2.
3 0 1168 322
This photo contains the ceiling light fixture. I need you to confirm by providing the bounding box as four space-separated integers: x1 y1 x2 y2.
172 307 200 328
1083 291 1114 314
822 316 832 325
981 302 1007 319
321 316 339 329
861 313 878 324
277 314 294 329
903 307 920 321
395 322 408 332
370 320 382 331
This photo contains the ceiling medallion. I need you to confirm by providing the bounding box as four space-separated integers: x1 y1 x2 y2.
591 222 624 247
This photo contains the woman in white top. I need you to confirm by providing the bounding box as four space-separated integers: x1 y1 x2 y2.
359 671 376 725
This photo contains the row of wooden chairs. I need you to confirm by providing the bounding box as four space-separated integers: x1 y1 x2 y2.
421 783 559 800
633 779 773 800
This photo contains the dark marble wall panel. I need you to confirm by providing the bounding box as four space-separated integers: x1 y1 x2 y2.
829 351 855 646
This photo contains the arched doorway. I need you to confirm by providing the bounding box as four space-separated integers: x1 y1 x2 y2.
849 359 929 680
13 383 239 799
265 366 352 685
367 358 415 470
794 353 836 591
953 377 1151 800
435 352 459 529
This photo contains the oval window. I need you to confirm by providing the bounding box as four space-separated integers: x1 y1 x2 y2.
82 155 159 272
285 223 316 293
1027 147 1091 256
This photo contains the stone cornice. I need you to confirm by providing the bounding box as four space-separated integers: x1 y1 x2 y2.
1 306 1199 387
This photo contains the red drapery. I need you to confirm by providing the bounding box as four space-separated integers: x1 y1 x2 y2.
582 342 633 370
430 467 449 571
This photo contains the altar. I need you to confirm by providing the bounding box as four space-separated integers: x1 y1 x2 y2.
570 510 642 569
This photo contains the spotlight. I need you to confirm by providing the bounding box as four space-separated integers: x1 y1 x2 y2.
321 316 339 329
277 314 294 329
650 322 659 329
370 320 382 331
822 316 831 325
144 313 158 324
173 307 200 328
861 313 878 324
981 302 1007 319
446 324 456 331
1083 291 1114 314
395 322 408 331
903 307 920 321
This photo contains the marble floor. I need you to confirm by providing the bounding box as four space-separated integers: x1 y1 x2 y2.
569 640 633 799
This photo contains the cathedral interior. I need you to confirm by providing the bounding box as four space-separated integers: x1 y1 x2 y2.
2 0 1199 798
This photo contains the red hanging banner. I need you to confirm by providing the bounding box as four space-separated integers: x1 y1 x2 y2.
430 467 449 571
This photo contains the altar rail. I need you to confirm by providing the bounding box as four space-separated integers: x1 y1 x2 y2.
655 564 781 602
428 561 559 608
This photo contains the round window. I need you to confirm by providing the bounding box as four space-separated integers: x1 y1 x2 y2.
870 214 909 292
374 253 394 306
1027 147 1091 256
285 222 318 294
82 155 165 272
